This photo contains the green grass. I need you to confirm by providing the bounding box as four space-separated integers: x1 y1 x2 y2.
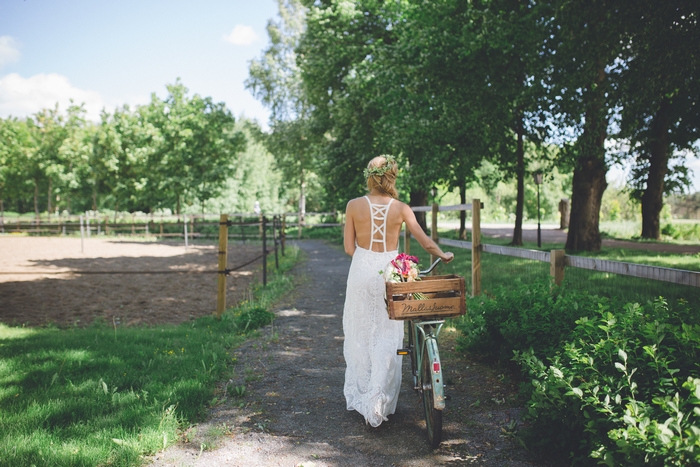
0 247 301 467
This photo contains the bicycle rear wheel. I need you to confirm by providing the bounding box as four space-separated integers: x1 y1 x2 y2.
421 336 443 448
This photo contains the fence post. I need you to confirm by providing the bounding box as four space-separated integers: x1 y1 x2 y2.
281 214 286 256
184 214 189 251
404 228 411 255
550 249 566 286
298 211 303 239
216 214 229 318
471 198 482 296
80 215 85 254
262 216 268 286
273 216 279 269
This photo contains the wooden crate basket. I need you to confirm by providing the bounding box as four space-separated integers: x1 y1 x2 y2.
385 275 466 320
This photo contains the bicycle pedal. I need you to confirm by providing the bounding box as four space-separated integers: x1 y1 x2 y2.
396 348 411 356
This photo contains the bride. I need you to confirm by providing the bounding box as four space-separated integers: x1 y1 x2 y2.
342 155 454 427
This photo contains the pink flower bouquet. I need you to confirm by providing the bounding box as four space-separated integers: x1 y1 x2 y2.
381 253 427 299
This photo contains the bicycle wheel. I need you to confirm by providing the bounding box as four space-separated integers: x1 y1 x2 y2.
407 320 418 390
421 336 443 448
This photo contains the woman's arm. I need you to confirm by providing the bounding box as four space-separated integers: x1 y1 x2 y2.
343 201 356 256
402 204 454 263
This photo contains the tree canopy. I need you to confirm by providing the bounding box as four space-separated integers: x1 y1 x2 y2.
249 0 699 250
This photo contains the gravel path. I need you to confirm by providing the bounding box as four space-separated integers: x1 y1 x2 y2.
147 240 546 467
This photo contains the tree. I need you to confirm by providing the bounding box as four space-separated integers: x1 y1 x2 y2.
247 0 320 213
0 117 33 218
142 81 245 213
543 0 627 252
615 0 700 239
202 119 285 214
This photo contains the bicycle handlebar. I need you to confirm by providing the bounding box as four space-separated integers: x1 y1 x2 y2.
419 258 442 276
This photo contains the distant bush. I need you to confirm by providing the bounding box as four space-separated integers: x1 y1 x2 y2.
661 222 700 241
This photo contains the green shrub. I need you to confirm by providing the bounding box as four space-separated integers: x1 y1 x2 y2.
515 298 700 466
455 280 611 361
662 222 700 241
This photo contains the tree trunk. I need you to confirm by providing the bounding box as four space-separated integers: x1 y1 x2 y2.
565 62 609 252
459 183 467 240
640 99 671 240
410 189 428 233
566 158 607 251
510 109 525 246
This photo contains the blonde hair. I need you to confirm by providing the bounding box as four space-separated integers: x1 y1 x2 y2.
365 155 398 199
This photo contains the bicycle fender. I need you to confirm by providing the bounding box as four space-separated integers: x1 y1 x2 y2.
425 338 445 410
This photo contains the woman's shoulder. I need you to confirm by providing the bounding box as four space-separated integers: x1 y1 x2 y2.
346 196 367 212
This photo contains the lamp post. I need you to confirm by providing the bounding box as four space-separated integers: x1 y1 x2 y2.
533 172 543 248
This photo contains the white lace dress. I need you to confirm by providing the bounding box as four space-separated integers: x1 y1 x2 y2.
343 197 404 427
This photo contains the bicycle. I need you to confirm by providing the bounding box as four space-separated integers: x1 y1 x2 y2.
387 258 466 448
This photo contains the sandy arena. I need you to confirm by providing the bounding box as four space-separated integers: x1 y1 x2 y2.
0 236 264 328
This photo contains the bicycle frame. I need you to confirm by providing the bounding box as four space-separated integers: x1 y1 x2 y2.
412 319 445 410
393 256 451 447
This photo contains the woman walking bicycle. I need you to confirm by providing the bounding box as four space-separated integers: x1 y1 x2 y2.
342 155 453 427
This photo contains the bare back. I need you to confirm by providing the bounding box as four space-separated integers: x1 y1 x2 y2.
351 196 402 252
344 193 454 262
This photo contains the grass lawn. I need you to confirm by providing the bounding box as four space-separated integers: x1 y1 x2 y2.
0 247 300 467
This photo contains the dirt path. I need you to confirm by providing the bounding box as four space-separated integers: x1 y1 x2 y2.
148 240 545 467
0 237 262 327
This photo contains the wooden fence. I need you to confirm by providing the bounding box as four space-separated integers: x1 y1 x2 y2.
410 199 700 296
215 214 284 317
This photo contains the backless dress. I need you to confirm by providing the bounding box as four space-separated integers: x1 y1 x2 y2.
343 196 404 427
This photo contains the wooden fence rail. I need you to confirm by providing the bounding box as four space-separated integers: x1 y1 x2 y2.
408 200 699 296
440 237 700 289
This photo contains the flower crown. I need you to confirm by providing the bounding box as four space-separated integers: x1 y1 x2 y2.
363 155 397 179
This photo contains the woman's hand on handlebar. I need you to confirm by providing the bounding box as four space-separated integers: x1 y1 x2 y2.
442 252 454 263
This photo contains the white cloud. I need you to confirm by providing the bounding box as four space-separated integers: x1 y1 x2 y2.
0 73 106 121
223 25 258 45
0 36 21 68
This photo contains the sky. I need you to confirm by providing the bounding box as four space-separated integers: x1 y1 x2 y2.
0 0 277 128
0 0 697 190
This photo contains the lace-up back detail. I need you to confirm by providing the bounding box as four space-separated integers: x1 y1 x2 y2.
364 196 394 253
